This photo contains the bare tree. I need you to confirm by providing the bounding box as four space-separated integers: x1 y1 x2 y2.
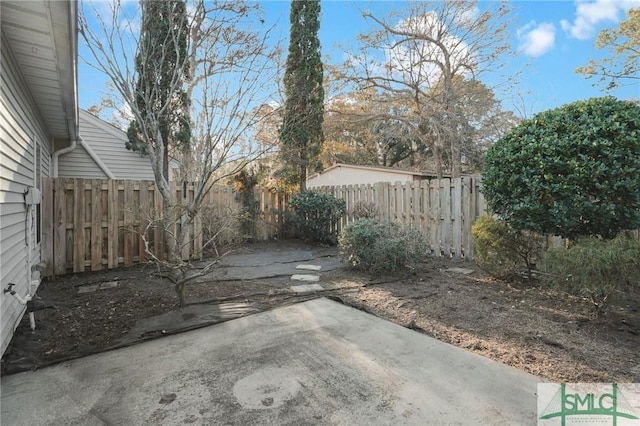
337 0 515 178
576 8 640 91
79 0 282 306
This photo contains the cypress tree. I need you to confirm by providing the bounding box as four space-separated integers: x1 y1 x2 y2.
279 0 324 191
127 0 191 180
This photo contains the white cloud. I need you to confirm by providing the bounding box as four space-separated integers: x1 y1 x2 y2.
560 0 634 40
517 21 556 57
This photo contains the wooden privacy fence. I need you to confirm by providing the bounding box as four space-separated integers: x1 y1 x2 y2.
41 178 287 277
41 176 484 277
314 176 485 259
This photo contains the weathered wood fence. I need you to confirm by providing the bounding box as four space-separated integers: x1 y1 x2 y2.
314 176 485 259
42 177 485 277
41 178 288 277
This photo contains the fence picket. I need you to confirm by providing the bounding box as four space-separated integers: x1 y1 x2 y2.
452 178 462 258
73 178 85 272
108 180 118 268
53 178 66 275
91 179 102 271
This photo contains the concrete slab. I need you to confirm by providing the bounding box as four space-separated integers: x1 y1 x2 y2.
290 284 324 293
195 251 341 282
444 267 475 275
99 280 119 289
117 302 259 345
76 284 98 294
296 264 322 271
220 251 316 267
291 274 320 282
1 298 539 425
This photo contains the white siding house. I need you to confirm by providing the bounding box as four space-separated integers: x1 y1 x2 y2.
58 110 153 180
307 163 439 188
57 109 179 180
0 1 79 357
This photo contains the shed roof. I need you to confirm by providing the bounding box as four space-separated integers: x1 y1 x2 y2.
308 163 445 180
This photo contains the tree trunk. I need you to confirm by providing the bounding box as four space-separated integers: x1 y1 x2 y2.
299 164 307 191
450 137 462 178
163 146 169 181
175 282 186 308
434 144 443 179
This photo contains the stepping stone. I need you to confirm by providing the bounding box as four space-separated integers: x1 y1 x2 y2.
444 267 475 275
291 284 324 293
296 264 322 271
291 274 320 282
99 281 119 290
77 284 99 294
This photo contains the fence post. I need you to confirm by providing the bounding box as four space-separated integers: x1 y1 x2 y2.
73 178 85 272
91 179 103 271
108 179 119 269
452 178 462 258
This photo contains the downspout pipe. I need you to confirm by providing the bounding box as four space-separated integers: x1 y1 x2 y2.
51 137 78 178
51 136 117 179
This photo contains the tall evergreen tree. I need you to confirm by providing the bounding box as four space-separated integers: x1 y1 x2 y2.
279 0 324 191
127 0 191 180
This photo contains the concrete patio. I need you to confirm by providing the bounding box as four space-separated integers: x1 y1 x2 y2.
1 298 539 425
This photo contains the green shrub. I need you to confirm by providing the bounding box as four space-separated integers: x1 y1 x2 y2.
483 97 640 239
471 215 544 280
541 235 640 316
288 190 346 244
339 219 429 273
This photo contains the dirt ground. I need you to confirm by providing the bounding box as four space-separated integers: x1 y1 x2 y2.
2 241 639 383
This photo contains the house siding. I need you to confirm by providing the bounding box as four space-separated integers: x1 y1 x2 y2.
307 166 415 188
1 36 52 356
57 110 156 180
57 143 108 179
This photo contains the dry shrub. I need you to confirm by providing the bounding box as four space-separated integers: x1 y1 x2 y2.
471 215 544 280
541 234 640 316
351 201 379 220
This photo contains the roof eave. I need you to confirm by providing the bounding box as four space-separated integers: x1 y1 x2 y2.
51 0 79 145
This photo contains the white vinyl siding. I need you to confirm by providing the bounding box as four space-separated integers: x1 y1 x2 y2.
307 165 417 188
57 143 108 179
57 110 156 180
0 36 52 357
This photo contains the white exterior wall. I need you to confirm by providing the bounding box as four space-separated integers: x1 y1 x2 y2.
307 165 415 188
57 109 156 180
0 37 51 356
56 142 108 179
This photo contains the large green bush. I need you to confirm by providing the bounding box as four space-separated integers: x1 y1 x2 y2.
471 215 544 279
339 219 429 273
288 190 346 244
541 235 640 316
483 97 640 240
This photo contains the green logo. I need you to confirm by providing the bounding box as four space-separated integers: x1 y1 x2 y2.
539 383 639 426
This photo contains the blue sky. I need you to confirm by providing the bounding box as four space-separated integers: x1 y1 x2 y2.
78 0 639 118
